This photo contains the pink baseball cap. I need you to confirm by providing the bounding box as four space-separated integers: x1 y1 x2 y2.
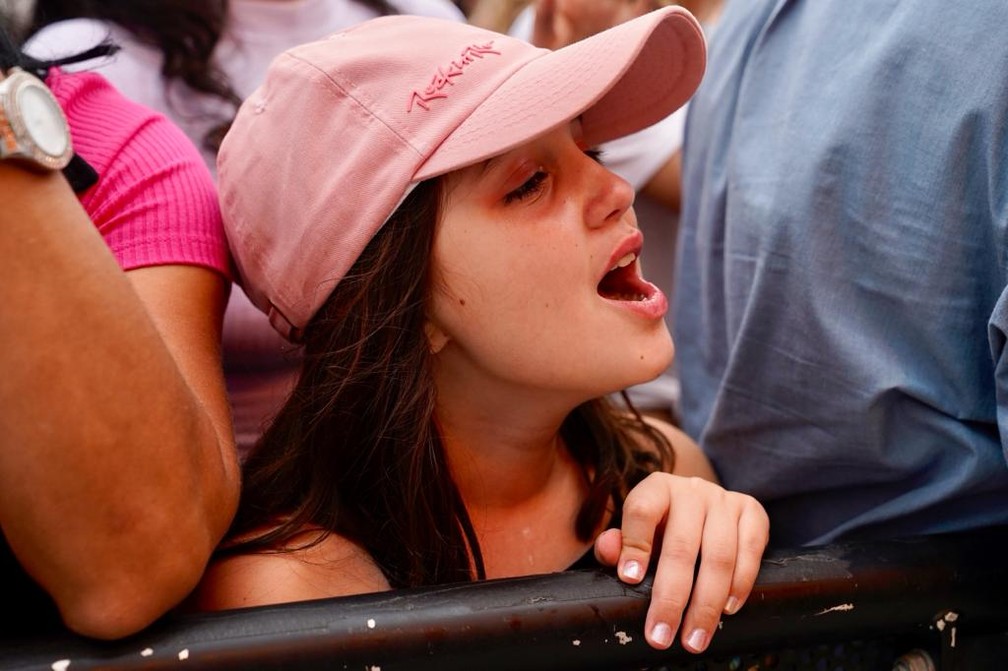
218 7 706 341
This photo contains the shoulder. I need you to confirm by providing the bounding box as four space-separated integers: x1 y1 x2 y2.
192 530 391 611
638 415 718 483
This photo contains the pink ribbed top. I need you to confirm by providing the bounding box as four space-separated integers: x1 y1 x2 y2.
47 68 231 277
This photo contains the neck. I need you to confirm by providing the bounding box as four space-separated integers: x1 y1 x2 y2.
430 352 610 576
433 363 582 512
440 400 572 509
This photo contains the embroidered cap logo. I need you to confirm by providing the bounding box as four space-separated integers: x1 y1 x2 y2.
407 41 502 112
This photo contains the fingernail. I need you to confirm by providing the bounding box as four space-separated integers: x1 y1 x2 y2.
686 628 708 652
724 596 741 614
621 560 642 581
650 622 673 648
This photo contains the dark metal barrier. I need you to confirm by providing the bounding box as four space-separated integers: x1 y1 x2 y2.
2 525 1006 670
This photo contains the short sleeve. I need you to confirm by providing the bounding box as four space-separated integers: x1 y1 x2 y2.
46 68 232 278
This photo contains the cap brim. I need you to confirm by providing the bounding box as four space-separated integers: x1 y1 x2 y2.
415 6 705 181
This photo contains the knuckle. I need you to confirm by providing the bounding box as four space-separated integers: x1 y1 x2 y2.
687 601 723 629
661 535 697 563
742 503 771 545
621 536 654 555
724 491 749 510
741 530 769 556
742 493 767 514
622 494 663 522
686 475 711 489
703 544 737 573
651 590 689 615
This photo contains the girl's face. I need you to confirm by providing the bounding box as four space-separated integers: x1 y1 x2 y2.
426 120 674 403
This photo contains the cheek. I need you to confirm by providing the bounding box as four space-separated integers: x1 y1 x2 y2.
438 239 584 324
432 249 532 333
430 245 587 373
436 214 558 303
431 200 592 350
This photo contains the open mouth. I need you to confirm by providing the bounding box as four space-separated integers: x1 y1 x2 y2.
597 252 652 301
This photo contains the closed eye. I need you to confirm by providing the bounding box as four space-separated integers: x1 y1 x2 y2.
504 169 548 204
502 148 602 204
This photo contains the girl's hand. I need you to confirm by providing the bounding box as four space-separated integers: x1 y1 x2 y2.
594 473 769 652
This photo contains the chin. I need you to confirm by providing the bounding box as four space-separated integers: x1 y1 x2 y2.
642 333 675 377
603 337 675 394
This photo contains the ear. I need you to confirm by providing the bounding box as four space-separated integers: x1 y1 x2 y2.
424 319 450 355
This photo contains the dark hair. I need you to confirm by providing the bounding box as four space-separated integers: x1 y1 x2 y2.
221 179 673 588
28 1 238 152
26 0 399 153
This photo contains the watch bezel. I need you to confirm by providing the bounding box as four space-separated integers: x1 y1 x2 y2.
0 67 73 171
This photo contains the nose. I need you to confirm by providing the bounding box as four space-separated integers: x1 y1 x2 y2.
583 157 635 229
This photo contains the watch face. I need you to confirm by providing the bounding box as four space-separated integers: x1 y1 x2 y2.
18 84 70 159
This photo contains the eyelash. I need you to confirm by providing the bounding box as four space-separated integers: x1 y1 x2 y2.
504 170 547 204
503 148 605 204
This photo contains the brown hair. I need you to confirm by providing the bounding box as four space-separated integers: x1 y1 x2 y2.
221 179 672 587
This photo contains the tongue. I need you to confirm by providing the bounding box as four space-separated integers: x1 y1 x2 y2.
598 265 646 301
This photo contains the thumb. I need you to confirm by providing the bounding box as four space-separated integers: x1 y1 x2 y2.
594 528 623 567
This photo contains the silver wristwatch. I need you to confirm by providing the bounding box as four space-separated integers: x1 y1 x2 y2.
0 66 72 171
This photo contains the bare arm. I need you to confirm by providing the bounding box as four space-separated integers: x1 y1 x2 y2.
0 165 239 639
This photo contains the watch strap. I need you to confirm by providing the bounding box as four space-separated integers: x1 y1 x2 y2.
63 153 98 193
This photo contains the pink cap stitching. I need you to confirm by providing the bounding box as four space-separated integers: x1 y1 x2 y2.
408 42 503 112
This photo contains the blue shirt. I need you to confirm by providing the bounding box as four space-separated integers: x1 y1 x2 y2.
674 0 1008 546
